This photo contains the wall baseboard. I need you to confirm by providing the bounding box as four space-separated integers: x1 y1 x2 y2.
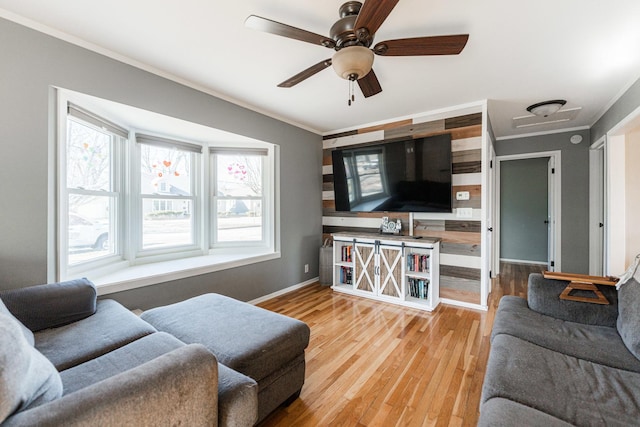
249 277 319 305
500 258 548 266
440 298 488 312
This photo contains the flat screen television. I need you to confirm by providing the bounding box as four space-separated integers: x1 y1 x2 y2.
332 133 452 213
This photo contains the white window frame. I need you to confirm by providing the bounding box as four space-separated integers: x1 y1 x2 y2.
53 90 280 293
210 148 275 250
59 104 126 280
132 134 203 263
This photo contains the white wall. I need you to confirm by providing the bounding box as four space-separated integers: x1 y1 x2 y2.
625 129 640 267
607 135 626 274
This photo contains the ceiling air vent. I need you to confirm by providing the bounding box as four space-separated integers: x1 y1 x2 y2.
512 107 582 129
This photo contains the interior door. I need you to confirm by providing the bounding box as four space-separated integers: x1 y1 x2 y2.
499 157 549 266
547 157 555 271
590 144 605 275
486 144 496 278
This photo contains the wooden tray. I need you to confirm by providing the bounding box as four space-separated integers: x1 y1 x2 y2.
542 271 618 305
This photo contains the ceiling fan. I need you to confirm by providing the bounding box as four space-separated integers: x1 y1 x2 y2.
245 0 469 104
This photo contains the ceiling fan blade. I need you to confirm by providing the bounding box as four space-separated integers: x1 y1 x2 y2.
354 0 399 37
358 69 382 98
245 15 336 48
374 34 469 56
278 59 332 88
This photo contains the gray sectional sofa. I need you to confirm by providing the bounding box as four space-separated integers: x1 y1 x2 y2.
480 272 640 426
0 278 310 426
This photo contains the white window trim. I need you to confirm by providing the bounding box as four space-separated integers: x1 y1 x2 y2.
133 136 202 258
210 150 274 249
52 89 280 293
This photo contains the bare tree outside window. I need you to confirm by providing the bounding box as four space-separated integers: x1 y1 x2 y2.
215 154 264 242
66 118 116 264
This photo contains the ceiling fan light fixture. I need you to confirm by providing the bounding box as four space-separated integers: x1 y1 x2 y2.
332 46 374 80
526 99 567 117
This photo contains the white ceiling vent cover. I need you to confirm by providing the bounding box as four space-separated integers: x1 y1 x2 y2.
512 107 582 128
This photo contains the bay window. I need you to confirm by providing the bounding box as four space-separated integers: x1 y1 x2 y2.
56 94 278 288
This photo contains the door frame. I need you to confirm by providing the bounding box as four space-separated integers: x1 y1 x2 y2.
495 150 562 273
589 137 606 275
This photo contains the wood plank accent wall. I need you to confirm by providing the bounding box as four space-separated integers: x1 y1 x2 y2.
322 112 483 305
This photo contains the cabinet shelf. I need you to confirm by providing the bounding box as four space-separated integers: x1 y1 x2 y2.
406 271 431 279
335 261 353 267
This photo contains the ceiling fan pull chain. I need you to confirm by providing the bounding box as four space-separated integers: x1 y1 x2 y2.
348 76 356 106
351 80 355 104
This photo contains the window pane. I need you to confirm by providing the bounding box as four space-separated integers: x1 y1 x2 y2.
216 155 262 197
343 157 355 203
68 195 114 264
142 199 193 249
355 153 384 197
67 118 111 191
217 199 262 242
140 145 192 196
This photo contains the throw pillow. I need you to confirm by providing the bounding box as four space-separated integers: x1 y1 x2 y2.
0 312 63 423
0 298 34 346
617 275 640 360
616 254 640 289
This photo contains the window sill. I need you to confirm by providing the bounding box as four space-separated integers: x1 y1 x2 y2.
92 250 281 296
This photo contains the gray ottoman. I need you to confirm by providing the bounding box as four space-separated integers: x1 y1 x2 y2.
141 293 310 423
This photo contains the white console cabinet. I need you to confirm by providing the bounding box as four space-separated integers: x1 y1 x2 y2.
332 232 440 311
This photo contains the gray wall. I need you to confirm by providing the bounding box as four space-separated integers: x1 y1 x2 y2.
495 129 590 273
500 158 549 263
0 18 323 309
592 76 640 144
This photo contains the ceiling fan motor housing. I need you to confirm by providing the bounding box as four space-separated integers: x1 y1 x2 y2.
330 1 372 49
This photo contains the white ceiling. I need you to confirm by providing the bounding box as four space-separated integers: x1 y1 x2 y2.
1 0 640 139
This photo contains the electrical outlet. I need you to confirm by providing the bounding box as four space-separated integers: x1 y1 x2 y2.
304 264 309 273
456 208 473 218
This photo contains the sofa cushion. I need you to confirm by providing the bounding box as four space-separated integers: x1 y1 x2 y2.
492 296 640 373
62 329 258 426
60 332 186 395
0 278 97 331
0 298 34 346
479 398 574 427
482 334 640 426
141 293 310 381
36 299 156 371
617 276 640 360
0 313 63 423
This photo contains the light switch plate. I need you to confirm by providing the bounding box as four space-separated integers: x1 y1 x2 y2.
456 208 473 218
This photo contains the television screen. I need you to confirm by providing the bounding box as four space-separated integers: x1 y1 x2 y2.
332 134 452 213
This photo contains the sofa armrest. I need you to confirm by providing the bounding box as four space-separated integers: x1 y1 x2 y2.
3 344 219 427
527 273 618 327
0 278 97 331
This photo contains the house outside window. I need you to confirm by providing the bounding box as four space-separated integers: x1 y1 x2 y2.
137 135 200 251
211 151 267 244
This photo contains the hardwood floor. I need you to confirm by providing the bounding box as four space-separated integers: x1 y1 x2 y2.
257 262 545 426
